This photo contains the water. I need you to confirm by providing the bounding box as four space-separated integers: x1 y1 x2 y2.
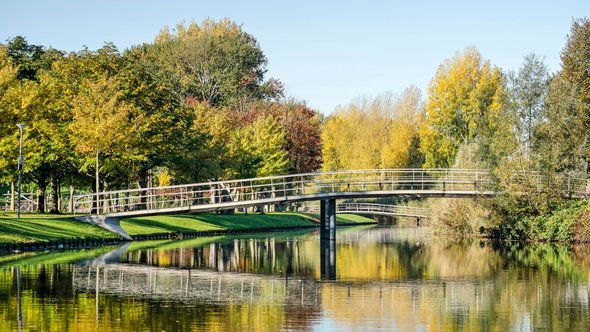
1 226 590 331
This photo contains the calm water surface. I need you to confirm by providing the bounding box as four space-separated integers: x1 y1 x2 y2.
1 226 590 331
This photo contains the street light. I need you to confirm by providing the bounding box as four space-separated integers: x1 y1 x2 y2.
16 123 26 220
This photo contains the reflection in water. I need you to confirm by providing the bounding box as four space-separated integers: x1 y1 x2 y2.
320 239 336 280
1 226 590 331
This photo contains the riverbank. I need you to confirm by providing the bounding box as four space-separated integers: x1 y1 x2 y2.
429 198 590 242
0 212 376 251
0 213 121 244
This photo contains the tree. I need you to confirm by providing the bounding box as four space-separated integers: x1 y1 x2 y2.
508 54 549 158
69 75 141 194
321 94 393 171
150 19 278 108
381 86 424 168
250 116 291 177
5 36 61 81
419 47 511 168
251 100 322 173
0 41 68 212
0 46 20 182
547 18 590 172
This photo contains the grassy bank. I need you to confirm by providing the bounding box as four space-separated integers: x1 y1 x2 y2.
0 211 376 247
0 213 121 244
120 212 376 236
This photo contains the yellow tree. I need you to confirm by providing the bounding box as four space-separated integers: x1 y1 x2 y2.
381 86 423 168
419 47 511 168
321 93 393 171
69 75 141 193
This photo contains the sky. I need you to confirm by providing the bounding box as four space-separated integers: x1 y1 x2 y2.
1 0 588 114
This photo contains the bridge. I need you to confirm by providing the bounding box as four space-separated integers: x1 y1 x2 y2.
304 202 430 219
72 168 588 240
74 169 493 217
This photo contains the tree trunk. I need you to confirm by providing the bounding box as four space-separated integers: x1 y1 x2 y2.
37 188 46 213
93 150 100 214
49 176 60 213
10 182 14 211
37 174 48 213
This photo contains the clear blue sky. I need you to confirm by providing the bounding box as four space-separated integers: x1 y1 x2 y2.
1 0 588 114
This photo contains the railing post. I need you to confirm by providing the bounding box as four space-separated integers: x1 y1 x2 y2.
320 200 327 240
69 186 74 213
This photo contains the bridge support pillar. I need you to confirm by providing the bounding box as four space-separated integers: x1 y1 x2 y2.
320 199 336 280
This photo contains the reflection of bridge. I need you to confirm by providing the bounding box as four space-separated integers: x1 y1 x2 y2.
75 169 492 219
73 264 323 306
71 263 497 312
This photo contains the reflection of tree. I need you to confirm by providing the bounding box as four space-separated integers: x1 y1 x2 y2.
2 232 590 330
121 237 317 278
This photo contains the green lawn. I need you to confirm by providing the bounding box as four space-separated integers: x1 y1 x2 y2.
0 213 121 244
120 212 318 236
120 212 376 236
0 211 376 245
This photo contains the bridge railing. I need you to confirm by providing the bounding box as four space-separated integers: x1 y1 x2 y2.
304 202 430 218
505 171 589 197
73 169 493 215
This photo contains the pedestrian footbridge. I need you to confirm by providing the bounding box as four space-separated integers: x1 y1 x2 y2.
74 169 494 219
72 168 588 241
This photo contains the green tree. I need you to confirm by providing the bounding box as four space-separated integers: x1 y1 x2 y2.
550 17 590 173
508 54 549 159
120 45 197 188
0 46 20 182
151 19 278 108
5 36 62 81
0 40 67 212
250 116 290 177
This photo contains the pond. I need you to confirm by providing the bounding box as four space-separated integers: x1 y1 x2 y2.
1 225 589 331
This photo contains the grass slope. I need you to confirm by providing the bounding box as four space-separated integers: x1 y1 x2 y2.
120 212 376 236
0 211 376 245
0 213 121 244
121 212 317 236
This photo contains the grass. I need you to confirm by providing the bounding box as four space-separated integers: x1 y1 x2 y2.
120 211 376 236
0 210 376 245
123 228 321 253
120 212 318 236
0 212 121 244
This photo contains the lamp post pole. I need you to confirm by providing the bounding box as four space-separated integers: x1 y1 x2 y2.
16 123 26 220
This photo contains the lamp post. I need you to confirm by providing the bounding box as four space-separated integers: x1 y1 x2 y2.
16 123 26 220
